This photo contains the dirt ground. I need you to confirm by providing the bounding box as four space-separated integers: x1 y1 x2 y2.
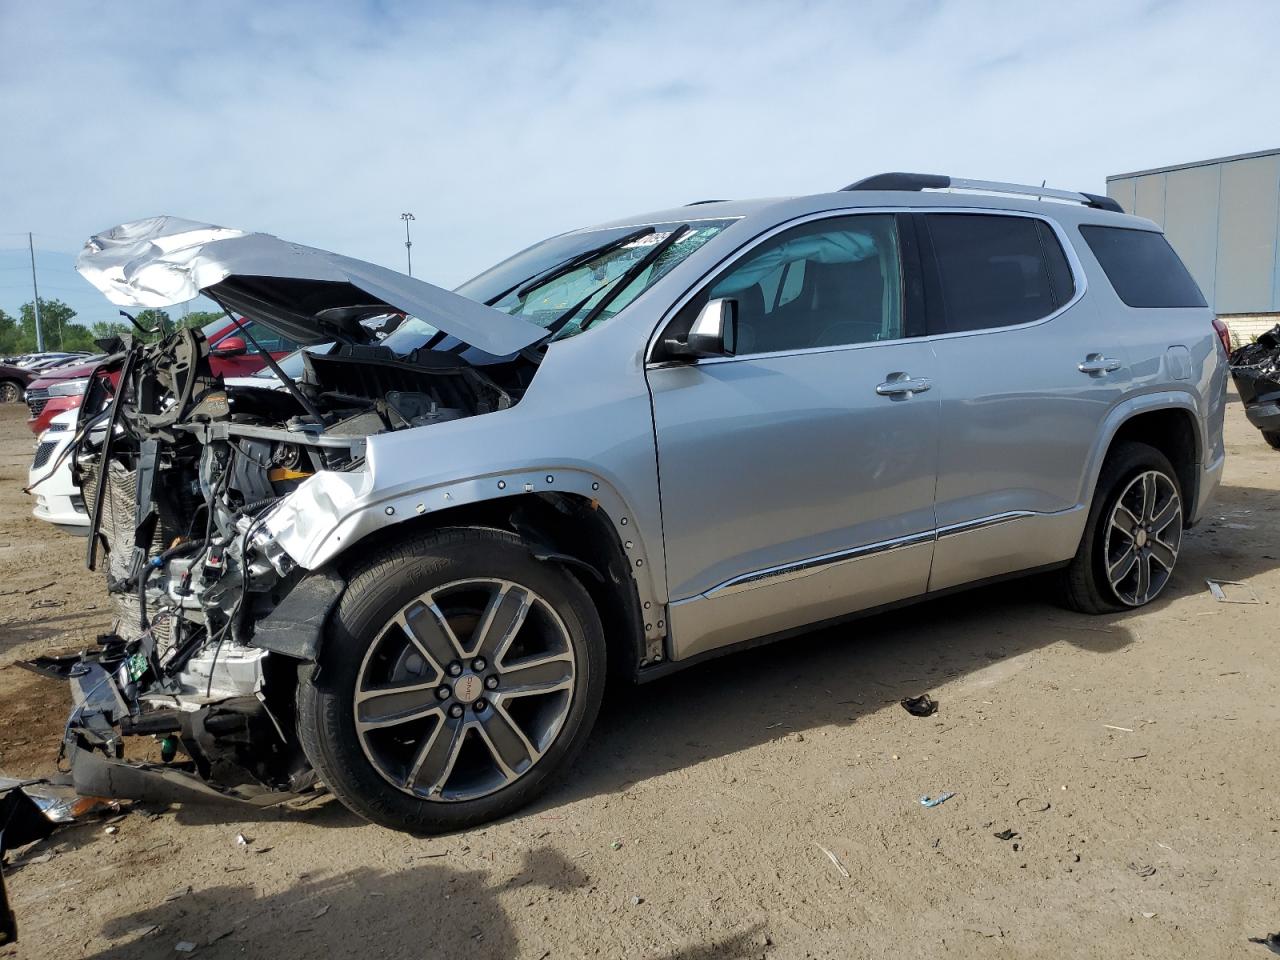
1 396 1277 960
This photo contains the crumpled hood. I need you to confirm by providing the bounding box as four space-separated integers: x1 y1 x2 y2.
76 216 546 357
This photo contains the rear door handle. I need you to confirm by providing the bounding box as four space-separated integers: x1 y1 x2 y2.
1078 353 1122 375
876 373 933 398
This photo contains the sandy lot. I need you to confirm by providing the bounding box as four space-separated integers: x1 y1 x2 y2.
1 396 1277 960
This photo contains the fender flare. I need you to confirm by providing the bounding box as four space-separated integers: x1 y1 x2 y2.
1079 390 1204 512
264 466 667 661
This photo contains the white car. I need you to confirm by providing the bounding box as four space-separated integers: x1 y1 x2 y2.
28 410 89 533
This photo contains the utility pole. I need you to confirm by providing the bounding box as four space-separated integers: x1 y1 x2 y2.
401 212 415 277
28 232 44 352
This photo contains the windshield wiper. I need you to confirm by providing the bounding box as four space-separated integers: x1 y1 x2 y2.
483 226 656 307
532 224 691 346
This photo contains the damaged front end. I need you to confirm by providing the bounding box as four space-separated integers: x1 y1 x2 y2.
26 217 548 807
1230 323 1280 449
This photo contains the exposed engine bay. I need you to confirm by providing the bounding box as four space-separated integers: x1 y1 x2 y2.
27 320 534 804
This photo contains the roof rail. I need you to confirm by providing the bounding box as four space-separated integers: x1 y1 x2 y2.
684 199 729 206
840 172 1124 214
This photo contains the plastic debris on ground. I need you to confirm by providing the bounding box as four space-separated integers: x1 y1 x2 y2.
919 792 955 808
1248 932 1280 955
900 694 938 717
814 843 850 879
993 829 1018 841
0 777 115 825
1206 579 1260 604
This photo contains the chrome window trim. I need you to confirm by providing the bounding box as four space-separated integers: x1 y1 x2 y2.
677 509 1071 603
644 206 1088 367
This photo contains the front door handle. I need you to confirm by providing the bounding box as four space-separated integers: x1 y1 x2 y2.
876 373 933 398
1078 353 1122 376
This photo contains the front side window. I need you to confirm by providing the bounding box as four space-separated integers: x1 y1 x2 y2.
669 214 903 356
925 214 1075 333
1078 225 1207 308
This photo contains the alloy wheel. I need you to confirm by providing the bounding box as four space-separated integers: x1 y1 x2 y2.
0 382 19 404
353 578 576 802
1103 470 1182 606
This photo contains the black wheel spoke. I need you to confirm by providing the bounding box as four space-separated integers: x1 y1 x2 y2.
399 600 463 677
355 683 441 732
499 653 574 696
472 583 532 662
1148 538 1177 571
1111 503 1141 537
477 707 537 778
1150 498 1181 534
1134 552 1152 601
1141 473 1157 520
1109 545 1137 583
406 714 467 796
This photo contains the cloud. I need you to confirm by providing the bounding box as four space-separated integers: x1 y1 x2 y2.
1 0 1277 323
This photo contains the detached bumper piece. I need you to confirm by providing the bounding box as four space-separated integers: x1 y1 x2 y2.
20 638 310 811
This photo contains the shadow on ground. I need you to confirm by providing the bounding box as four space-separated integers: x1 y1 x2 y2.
82 846 765 960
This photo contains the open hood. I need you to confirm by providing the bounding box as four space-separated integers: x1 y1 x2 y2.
76 216 546 357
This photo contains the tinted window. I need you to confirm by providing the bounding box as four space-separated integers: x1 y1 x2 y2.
1079 225 1207 308
672 214 902 355
925 214 1074 333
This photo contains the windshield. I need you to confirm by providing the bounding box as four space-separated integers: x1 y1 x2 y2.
380 218 735 358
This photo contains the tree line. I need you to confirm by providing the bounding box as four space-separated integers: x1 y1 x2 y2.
0 299 226 357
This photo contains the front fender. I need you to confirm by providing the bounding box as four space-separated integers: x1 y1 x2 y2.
263 464 666 655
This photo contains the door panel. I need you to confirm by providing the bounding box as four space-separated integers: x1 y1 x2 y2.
924 213 1130 588
651 340 939 658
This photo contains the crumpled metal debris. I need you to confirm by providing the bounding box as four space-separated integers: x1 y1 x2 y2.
1230 324 1280 447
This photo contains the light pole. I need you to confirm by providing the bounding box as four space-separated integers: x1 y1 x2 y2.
400 212 415 277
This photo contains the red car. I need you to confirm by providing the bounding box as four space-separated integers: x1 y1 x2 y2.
25 318 300 433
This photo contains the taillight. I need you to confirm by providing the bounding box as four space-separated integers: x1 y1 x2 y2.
1211 317 1231 357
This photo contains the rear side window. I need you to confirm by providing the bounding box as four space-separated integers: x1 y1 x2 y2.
924 214 1076 333
1078 225 1207 308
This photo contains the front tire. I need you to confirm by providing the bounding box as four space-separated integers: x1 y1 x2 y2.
1058 442 1183 614
1263 430 1280 451
297 527 606 834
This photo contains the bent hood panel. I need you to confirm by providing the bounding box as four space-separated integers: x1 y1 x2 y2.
76 216 545 356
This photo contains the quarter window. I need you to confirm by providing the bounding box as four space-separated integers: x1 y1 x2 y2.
672 214 903 356
1078 225 1207 308
924 214 1075 333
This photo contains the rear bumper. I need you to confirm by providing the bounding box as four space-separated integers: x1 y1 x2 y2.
1191 450 1225 526
1243 399 1280 434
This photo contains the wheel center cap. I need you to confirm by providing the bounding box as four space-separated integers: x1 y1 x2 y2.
1135 528 1149 548
454 673 483 704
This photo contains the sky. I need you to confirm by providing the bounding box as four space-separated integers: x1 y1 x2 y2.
1 0 1277 332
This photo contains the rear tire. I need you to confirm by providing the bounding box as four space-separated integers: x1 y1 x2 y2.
1058 442 1183 614
297 527 606 834
1263 430 1280 451
0 380 22 404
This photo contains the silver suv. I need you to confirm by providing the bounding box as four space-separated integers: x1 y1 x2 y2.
49 175 1225 833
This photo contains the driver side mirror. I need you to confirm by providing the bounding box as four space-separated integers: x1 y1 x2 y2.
211 336 247 358
664 298 737 361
